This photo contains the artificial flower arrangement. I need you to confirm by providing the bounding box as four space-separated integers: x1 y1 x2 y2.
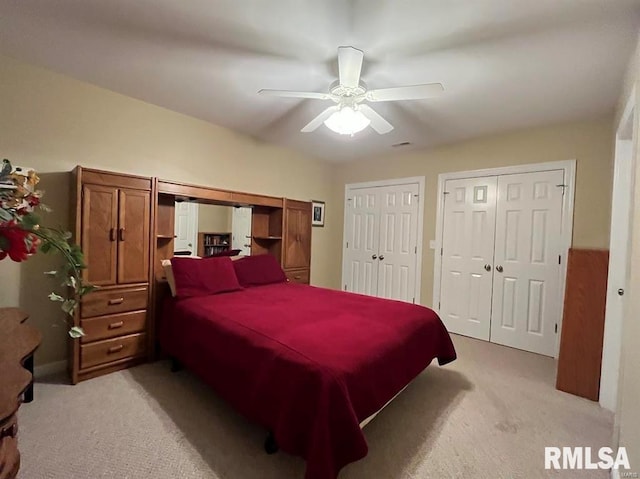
0 159 93 337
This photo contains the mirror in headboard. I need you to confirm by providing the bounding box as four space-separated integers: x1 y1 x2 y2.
174 202 251 257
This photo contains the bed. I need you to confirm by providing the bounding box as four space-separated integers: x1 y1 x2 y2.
159 256 456 479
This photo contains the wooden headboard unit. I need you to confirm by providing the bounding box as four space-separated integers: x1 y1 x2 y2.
150 178 291 359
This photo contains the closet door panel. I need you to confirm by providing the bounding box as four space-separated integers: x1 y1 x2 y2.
439 177 497 340
344 188 380 296
81 184 118 286
376 184 419 302
490 170 564 356
117 189 151 284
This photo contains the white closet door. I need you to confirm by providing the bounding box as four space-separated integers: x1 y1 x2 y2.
232 206 252 256
376 183 419 302
490 170 564 356
439 177 498 340
174 201 198 255
344 188 380 296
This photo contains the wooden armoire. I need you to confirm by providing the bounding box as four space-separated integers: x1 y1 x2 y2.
71 168 313 382
70 167 154 383
282 199 312 284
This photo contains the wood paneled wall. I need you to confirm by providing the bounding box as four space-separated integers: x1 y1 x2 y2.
556 248 609 401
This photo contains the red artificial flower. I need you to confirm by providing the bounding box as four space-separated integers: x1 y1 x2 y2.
28 195 40 207
0 222 37 262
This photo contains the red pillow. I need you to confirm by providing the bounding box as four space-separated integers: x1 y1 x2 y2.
233 254 287 287
171 256 242 298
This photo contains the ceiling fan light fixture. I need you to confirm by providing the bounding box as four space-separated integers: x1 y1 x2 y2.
323 106 370 136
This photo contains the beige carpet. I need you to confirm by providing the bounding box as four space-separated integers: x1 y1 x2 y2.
18 335 612 478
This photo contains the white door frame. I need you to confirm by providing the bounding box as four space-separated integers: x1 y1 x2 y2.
342 176 426 304
600 88 636 412
433 160 576 357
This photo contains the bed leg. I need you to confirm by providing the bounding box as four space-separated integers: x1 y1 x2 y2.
264 431 279 455
170 357 183 373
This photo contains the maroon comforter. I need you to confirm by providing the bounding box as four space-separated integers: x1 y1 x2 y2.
159 283 456 479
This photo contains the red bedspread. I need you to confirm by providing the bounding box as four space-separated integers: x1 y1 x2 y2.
159 283 456 479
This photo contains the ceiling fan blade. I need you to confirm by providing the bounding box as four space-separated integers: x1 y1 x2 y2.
259 89 332 100
301 106 339 132
366 83 444 102
358 104 394 134
338 46 364 89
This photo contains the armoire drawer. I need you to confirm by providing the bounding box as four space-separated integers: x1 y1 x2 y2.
285 268 310 284
80 310 146 344
81 286 148 318
80 333 147 369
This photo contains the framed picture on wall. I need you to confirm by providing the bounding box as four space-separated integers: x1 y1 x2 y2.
312 200 325 227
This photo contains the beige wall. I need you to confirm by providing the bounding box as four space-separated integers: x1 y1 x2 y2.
197 204 232 234
334 118 614 308
613 32 640 475
0 54 342 366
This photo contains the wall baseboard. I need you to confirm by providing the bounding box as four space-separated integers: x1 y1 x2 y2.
34 359 67 379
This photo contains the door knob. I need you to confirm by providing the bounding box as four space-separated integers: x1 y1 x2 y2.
618 288 625 296
496 265 503 273
372 254 377 260
484 264 492 272
379 255 385 260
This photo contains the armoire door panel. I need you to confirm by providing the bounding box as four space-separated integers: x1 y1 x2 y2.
490 170 563 356
81 184 118 286
117 188 151 284
283 203 311 269
439 176 497 341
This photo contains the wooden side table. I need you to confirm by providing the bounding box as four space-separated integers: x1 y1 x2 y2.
0 308 41 479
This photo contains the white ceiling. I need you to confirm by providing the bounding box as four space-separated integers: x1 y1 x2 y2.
1 0 639 162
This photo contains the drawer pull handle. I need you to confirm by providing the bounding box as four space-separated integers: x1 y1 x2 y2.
108 298 124 305
108 321 124 329
0 422 17 439
294 276 301 280
108 345 124 354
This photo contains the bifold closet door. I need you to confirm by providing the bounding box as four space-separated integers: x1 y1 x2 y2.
174 201 198 254
490 170 564 356
376 183 419 302
439 177 498 340
344 188 381 296
344 183 420 302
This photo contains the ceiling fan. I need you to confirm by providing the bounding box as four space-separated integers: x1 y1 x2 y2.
258 46 444 136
